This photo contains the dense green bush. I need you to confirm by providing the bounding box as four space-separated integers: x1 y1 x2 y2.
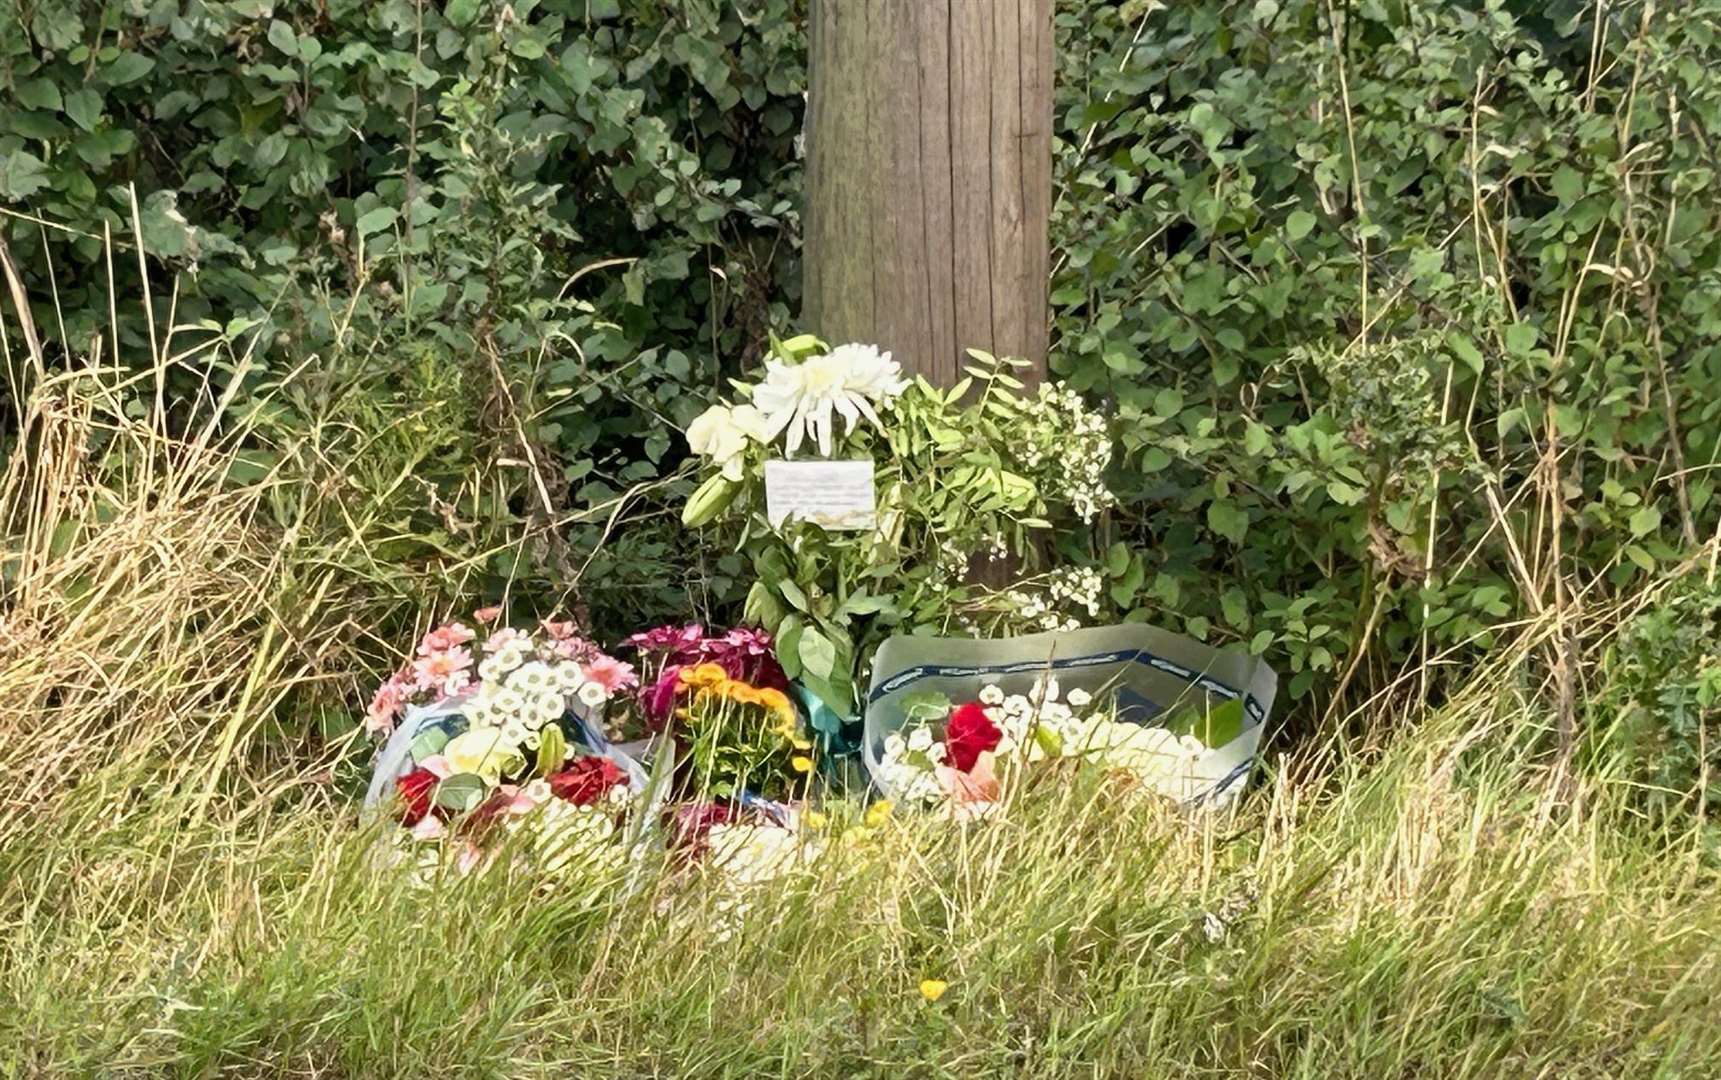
5 0 1721 749
1 0 807 633
1052 0 1721 710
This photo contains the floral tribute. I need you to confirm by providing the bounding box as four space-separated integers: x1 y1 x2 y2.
365 613 644 881
676 335 1121 743
873 676 1212 819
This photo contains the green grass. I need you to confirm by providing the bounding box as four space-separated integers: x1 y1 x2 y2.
0 378 1716 1078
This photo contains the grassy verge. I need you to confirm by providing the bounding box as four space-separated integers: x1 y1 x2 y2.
0 366 1715 1077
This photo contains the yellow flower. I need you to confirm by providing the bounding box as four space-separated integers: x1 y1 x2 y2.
864 800 893 828
443 729 524 785
678 663 729 691
791 755 813 773
918 979 949 1003
725 682 762 706
803 810 828 831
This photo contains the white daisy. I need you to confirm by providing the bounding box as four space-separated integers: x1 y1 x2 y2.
577 681 608 708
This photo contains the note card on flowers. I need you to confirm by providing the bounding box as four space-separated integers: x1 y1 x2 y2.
764 460 876 531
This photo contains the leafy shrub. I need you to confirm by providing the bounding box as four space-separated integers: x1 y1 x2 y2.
1051 0 1721 706
7 0 1721 743
1591 571 1721 820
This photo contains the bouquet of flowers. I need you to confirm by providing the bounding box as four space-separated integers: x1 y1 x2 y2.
677 335 1121 736
363 613 645 882
624 623 816 802
872 674 1214 819
624 623 790 730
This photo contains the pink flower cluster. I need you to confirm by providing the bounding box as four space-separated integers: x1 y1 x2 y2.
364 611 635 737
625 624 789 727
367 620 479 736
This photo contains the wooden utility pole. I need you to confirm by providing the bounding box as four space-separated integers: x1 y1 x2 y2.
804 0 1054 387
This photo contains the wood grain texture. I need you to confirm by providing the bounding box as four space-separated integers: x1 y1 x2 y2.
805 0 1052 388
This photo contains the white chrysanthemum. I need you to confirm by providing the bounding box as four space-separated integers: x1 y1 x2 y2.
706 823 816 887
753 343 908 457
907 725 935 753
979 683 1005 706
577 681 608 708
1067 687 1093 709
553 661 587 693
477 655 510 685
512 661 553 695
528 691 560 725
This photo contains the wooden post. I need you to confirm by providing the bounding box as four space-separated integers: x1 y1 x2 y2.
804 0 1053 387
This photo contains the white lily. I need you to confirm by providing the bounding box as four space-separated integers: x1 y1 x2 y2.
687 403 770 480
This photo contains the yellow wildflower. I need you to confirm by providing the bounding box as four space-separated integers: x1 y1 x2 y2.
918 979 949 1003
864 800 893 828
791 754 813 773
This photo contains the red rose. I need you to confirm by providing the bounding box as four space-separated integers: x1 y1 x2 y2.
944 702 1002 773
549 755 627 806
395 767 439 825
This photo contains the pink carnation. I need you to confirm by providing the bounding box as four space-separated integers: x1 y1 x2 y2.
418 622 475 655
366 675 411 736
482 627 528 654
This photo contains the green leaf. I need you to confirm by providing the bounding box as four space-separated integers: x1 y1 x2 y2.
1326 480 1366 506
1550 165 1584 204
1249 630 1274 655
433 773 489 814
1504 323 1539 356
104 51 155 86
1207 500 1250 545
1221 588 1249 629
1243 422 1271 457
743 580 787 633
446 0 483 27
356 206 398 236
1628 506 1661 539
776 615 804 679
0 149 50 199
777 578 809 612
1448 332 1484 377
1105 542 1130 578
1286 209 1316 241
16 79 62 112
798 626 838 681
267 19 298 56
63 89 102 132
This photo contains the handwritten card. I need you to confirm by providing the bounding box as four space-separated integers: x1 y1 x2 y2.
764 460 877 531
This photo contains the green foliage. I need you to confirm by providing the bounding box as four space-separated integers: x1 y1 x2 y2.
691 343 1116 723
1592 572 1721 820
2 0 807 634
9 0 1721 733
1052 0 1721 706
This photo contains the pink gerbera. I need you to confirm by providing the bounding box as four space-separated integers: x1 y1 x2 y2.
473 605 503 624
581 654 639 694
413 646 474 695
